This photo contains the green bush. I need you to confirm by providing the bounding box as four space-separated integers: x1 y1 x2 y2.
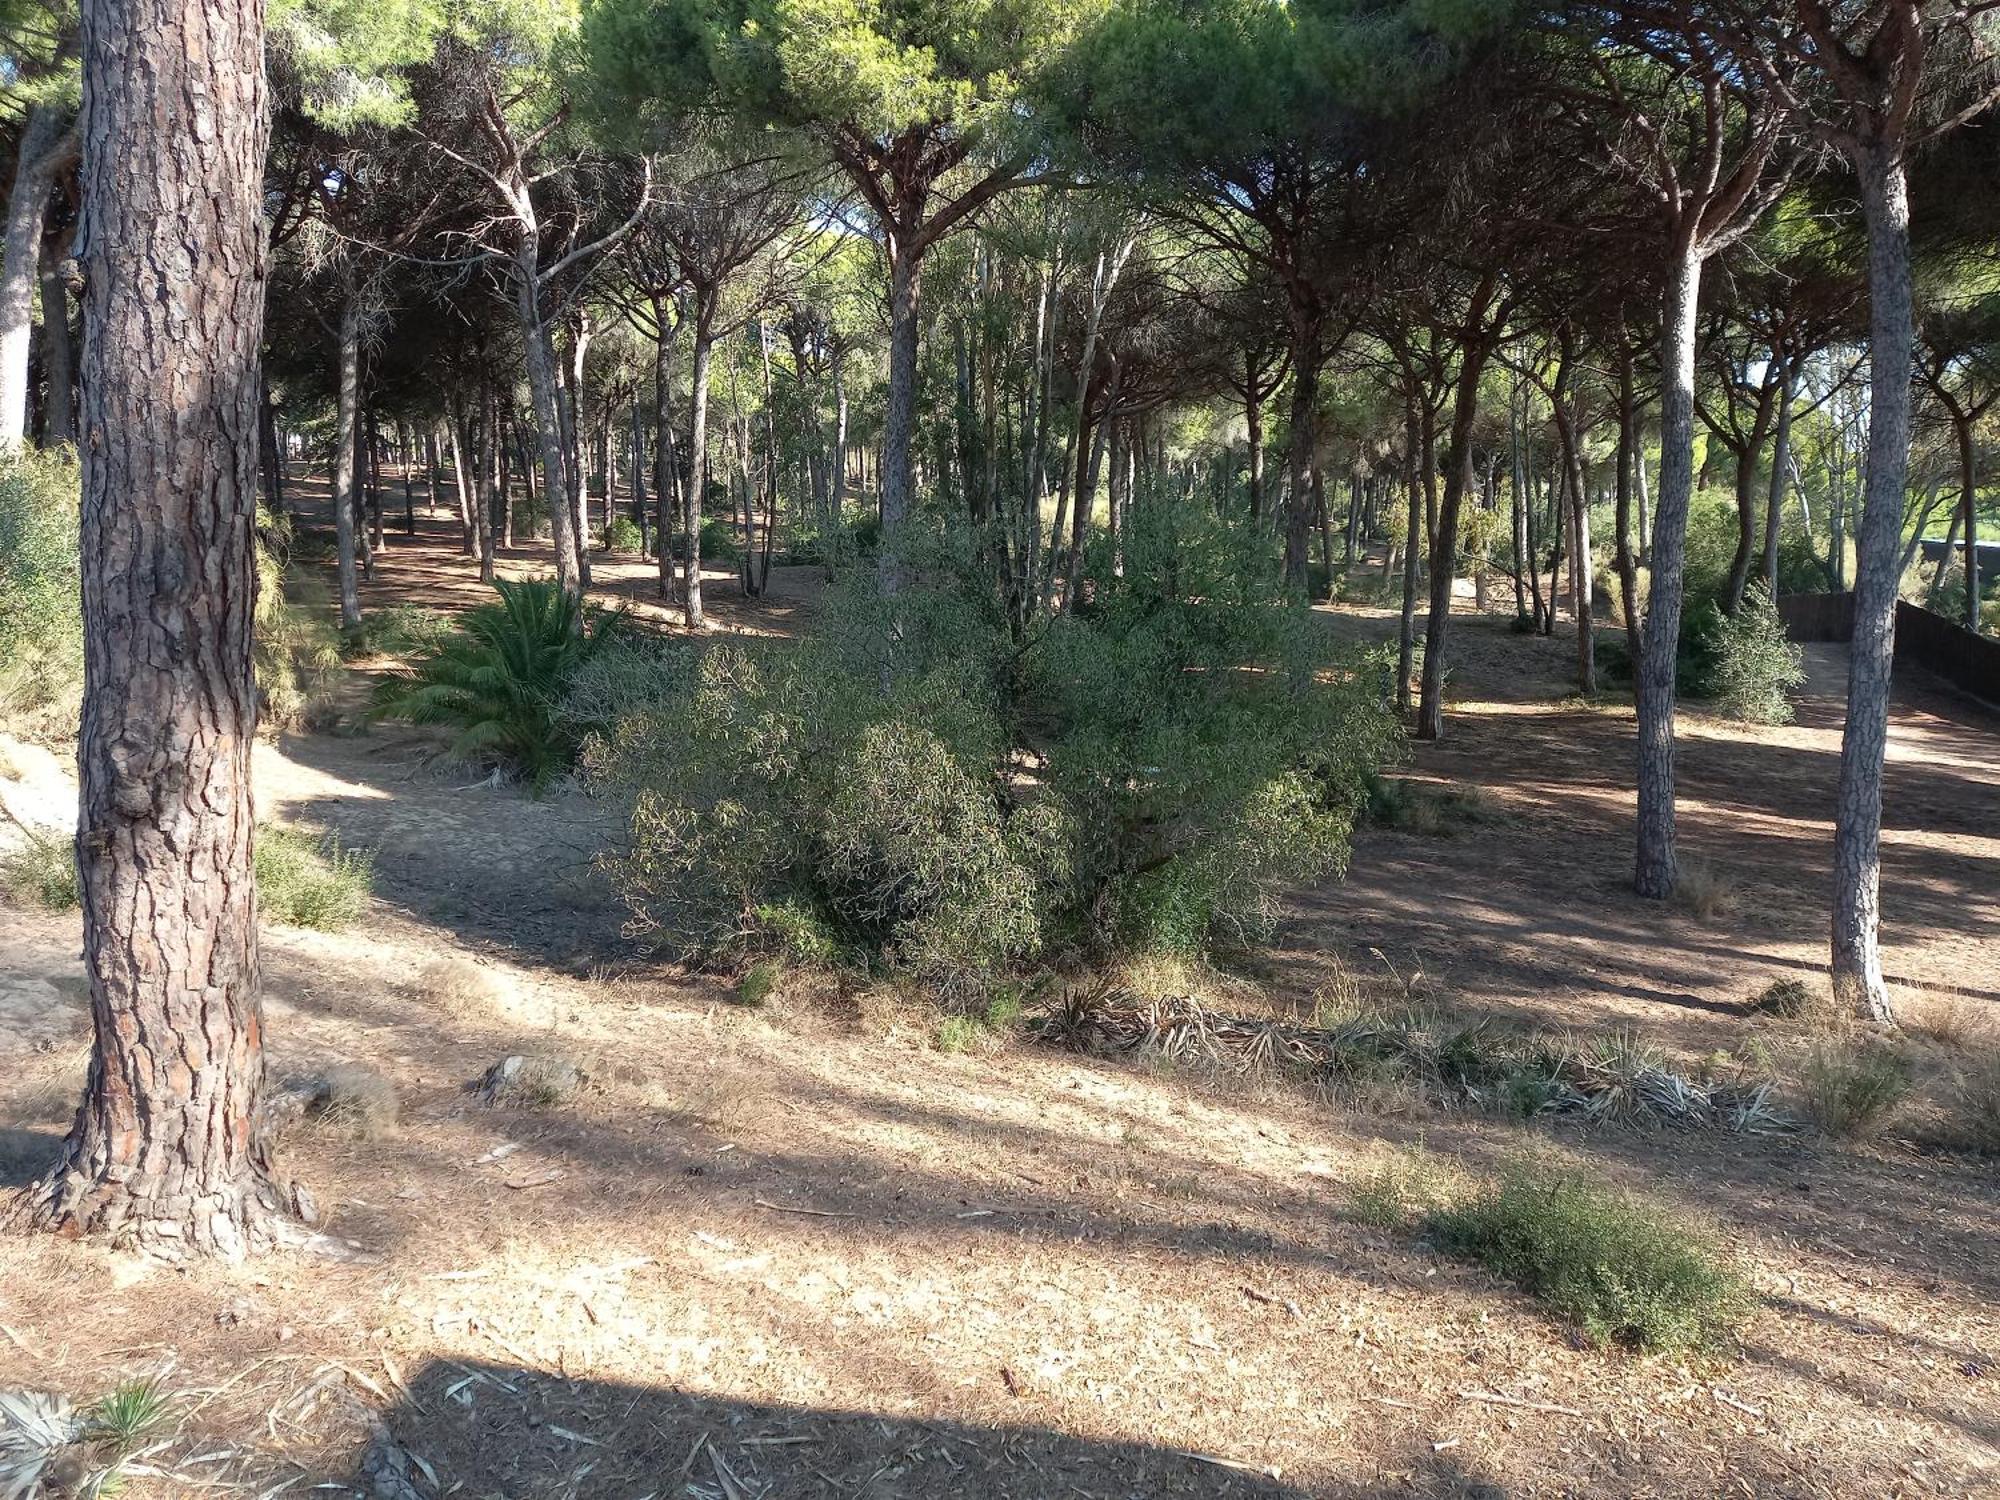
1799 1040 1911 1138
1 829 80 910
587 504 1396 988
1710 585 1806 723
373 577 625 790
256 824 373 930
0 450 84 739
601 515 645 555
1428 1167 1750 1353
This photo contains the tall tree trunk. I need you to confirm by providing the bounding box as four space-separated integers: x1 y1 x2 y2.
19 0 293 1256
1415 332 1493 741
1397 397 1423 715
332 291 362 633
39 224 79 447
1614 348 1642 662
1832 145 1915 1023
1762 358 1794 598
1245 361 1265 520
1284 322 1320 592
0 104 74 448
256 370 281 515
1634 243 1703 898
1957 411 1980 633
514 254 580 596
684 303 714 628
881 246 922 561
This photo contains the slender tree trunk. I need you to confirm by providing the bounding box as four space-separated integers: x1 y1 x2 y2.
1634 244 1703 898
18 0 294 1256
1284 324 1320 592
1957 412 1981 633
1762 359 1794 598
514 257 580 595
1614 349 1642 662
1832 145 1915 1024
1415 332 1493 741
1245 365 1265 520
39 225 79 447
684 305 714 628
332 291 362 633
1397 397 1422 714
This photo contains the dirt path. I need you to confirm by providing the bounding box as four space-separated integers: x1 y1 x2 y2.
3 527 1999 1498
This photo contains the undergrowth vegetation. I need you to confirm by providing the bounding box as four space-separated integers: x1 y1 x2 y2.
373 576 625 790
256 824 374 930
583 503 1398 993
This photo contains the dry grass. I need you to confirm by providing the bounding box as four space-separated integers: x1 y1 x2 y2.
411 955 501 1008
1797 1039 1912 1138
300 1062 400 1138
1671 857 1739 923
1902 995 1990 1051
1944 1051 2000 1155
474 1049 585 1108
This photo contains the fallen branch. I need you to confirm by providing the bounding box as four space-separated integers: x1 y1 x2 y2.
753 1198 857 1220
1458 1388 1583 1418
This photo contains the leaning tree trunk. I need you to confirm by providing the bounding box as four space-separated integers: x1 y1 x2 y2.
1283 322 1321 593
1634 242 1703 899
1832 145 1915 1025
15 0 295 1257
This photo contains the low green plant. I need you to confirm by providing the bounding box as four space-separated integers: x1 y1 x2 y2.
256 824 373 930
1 830 79 910
351 602 456 661
1363 774 1502 835
86 1377 175 1454
1798 1040 1911 1138
735 960 782 1007
373 576 625 790
1428 1167 1750 1353
936 1014 984 1053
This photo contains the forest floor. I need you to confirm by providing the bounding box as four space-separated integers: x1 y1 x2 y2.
2 491 1998 1499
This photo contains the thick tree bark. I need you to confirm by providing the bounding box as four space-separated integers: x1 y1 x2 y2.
0 104 75 448
17 0 295 1257
515 253 581 596
1832 145 1914 1024
1634 244 1703 898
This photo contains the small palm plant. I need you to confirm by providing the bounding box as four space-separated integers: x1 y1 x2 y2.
372 577 624 790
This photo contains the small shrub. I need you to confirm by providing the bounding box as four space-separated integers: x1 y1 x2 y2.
754 896 843 966
86 1377 175 1454
1710 585 1806 724
1351 1145 1461 1229
1904 997 1986 1051
936 1015 983 1053
1428 1167 1750 1353
734 961 781 1007
601 515 645 555
413 955 500 1008
1363 774 1502 836
373 576 626 790
351 603 456 661
1670 857 1737 922
256 824 373 930
1946 1053 2000 1155
301 1063 399 1138
1798 1040 1911 1138
1749 977 1815 1019
1 830 79 910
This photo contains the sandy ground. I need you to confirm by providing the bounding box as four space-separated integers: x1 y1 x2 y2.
1 510 1997 1498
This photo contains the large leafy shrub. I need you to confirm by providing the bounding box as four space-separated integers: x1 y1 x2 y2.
373 577 625 790
1709 585 1807 723
585 504 1396 985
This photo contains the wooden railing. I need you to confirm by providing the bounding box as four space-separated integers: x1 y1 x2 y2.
1777 591 2000 704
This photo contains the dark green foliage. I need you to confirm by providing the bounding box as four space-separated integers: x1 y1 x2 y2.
1428 1167 1751 1353
1362 773 1503 835
601 515 645 554
373 577 626 790
587 503 1396 986
0 451 84 737
1710 586 1806 723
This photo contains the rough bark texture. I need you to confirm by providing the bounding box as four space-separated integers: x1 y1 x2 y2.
1831 146 1913 1025
881 249 921 560
1634 246 1703 899
17 0 294 1258
685 313 714 629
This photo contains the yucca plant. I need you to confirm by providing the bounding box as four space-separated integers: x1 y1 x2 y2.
372 577 624 790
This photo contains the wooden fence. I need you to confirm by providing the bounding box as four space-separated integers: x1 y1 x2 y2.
1778 591 2000 704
